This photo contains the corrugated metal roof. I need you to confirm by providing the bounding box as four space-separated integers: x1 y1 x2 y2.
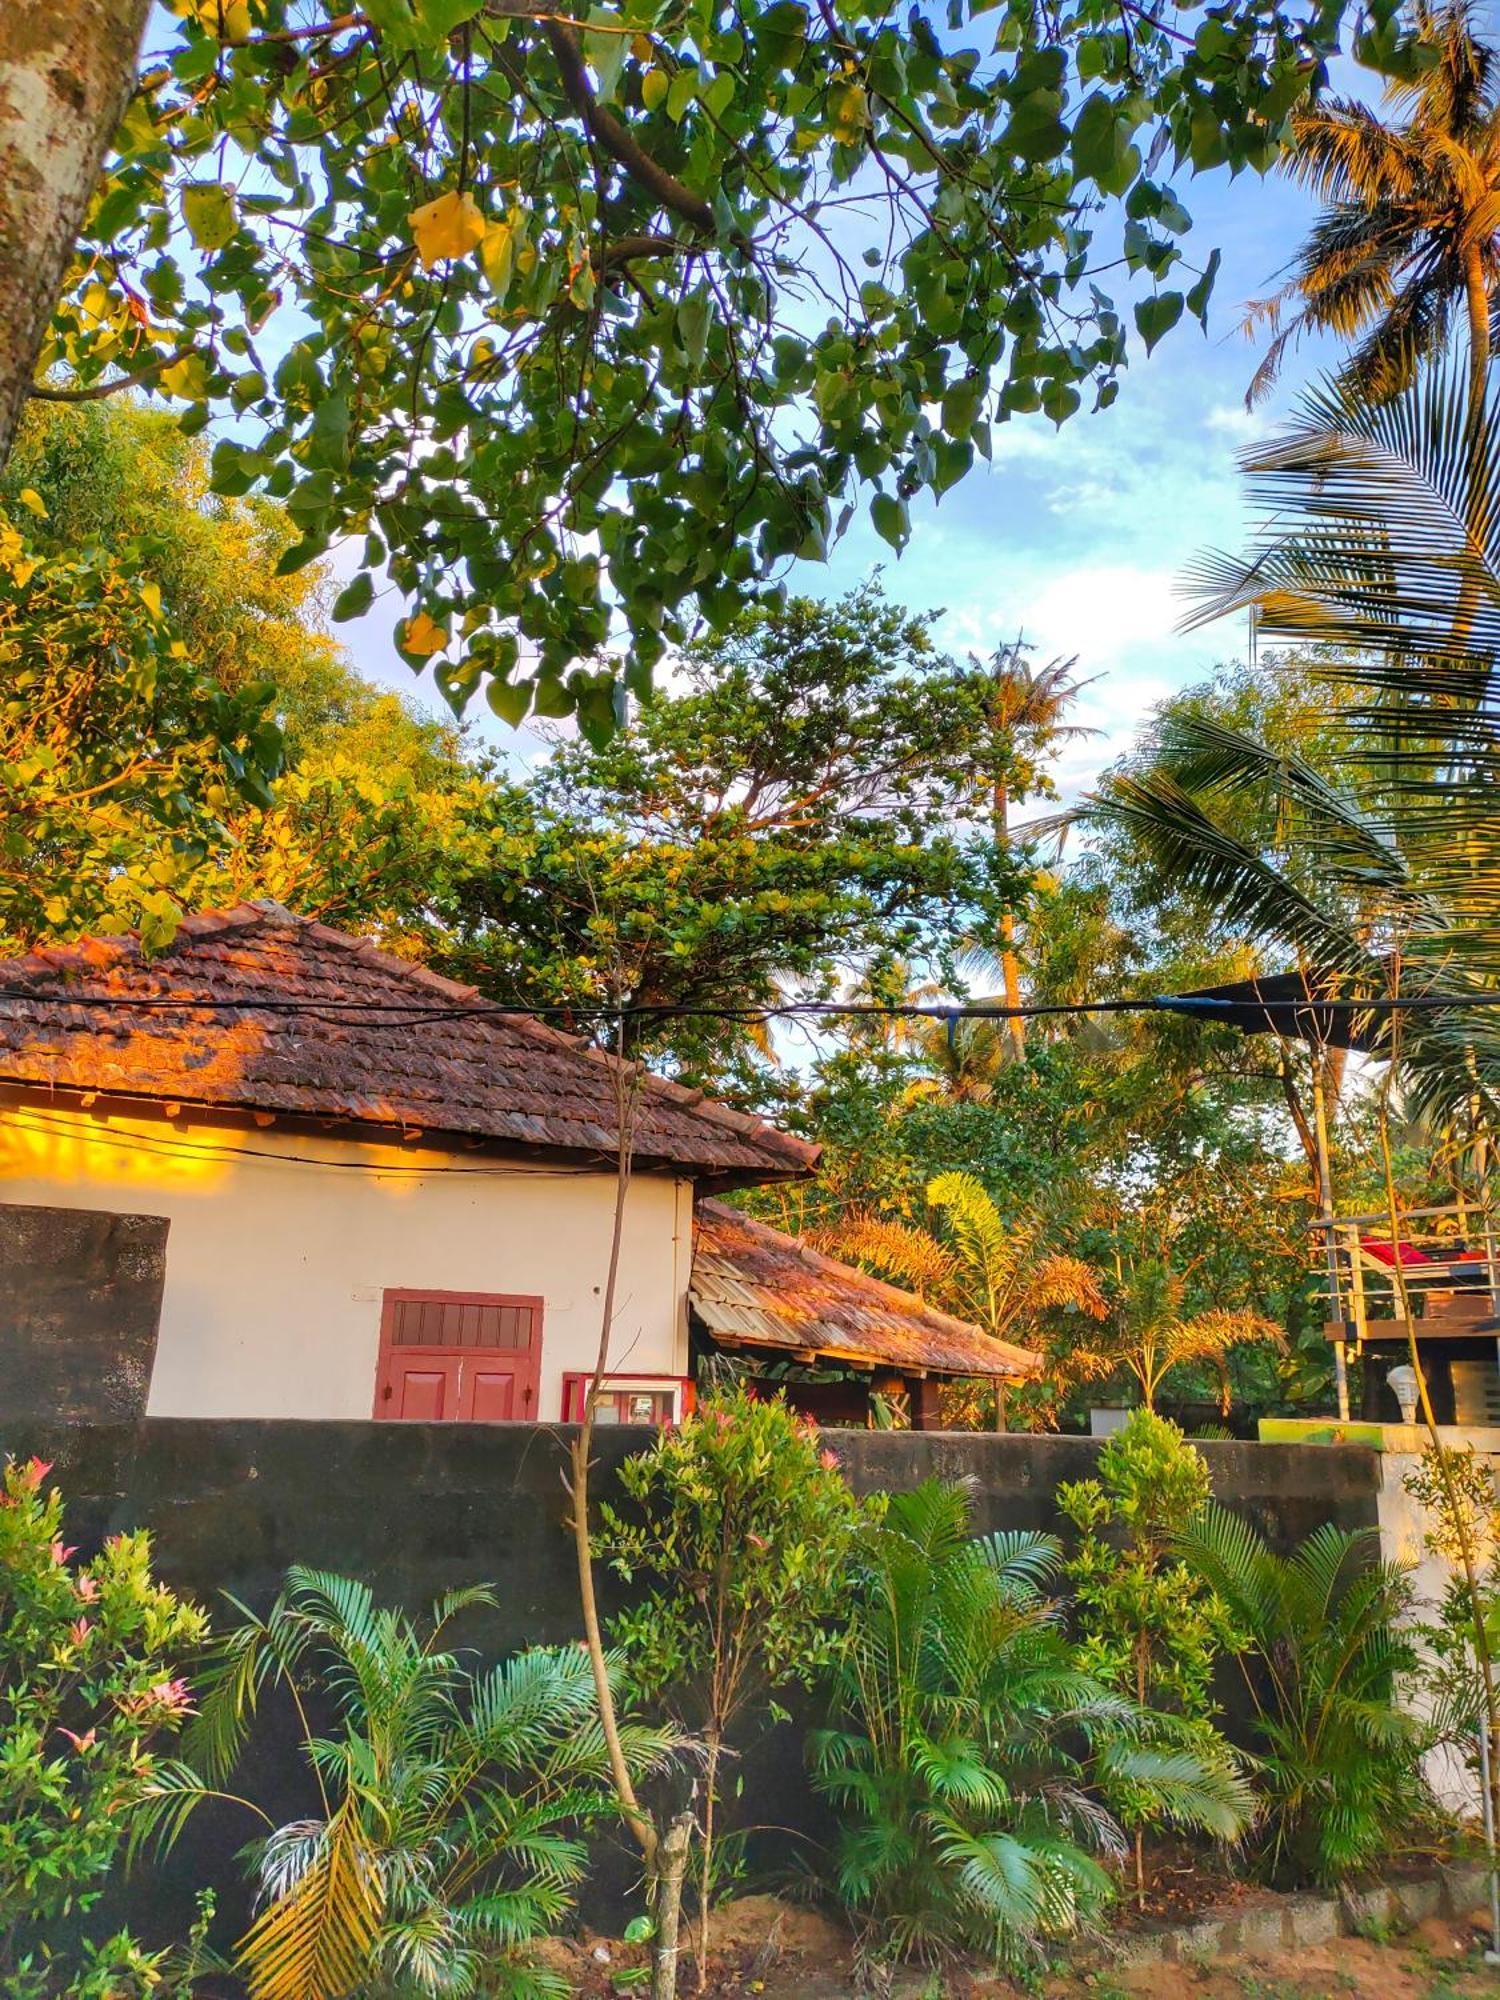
691 1200 1040 1378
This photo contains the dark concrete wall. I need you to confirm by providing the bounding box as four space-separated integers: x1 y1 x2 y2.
0 1202 167 1422
0 1419 1381 1955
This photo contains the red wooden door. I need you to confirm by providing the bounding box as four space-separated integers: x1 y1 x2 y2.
373 1290 542 1422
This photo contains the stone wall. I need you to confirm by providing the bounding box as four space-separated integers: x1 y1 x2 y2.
0 1201 167 1422
0 1417 1383 1952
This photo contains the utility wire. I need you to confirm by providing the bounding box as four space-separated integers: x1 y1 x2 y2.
0 989 1491 1026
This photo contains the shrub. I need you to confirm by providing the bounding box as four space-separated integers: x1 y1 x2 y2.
1058 1411 1245 1898
596 1388 867 1977
143 1567 672 2000
811 1478 1250 1970
0 1455 207 1997
1181 1507 1430 1884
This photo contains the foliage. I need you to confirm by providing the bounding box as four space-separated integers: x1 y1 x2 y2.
43 0 1380 720
1057 1413 1244 1889
434 589 1020 1089
1 399 490 954
829 1169 1108 1429
141 1567 672 2000
1084 1255 1284 1414
0 1456 207 1997
1404 1443 1500 1752
1247 0 1500 412
811 1478 1251 1968
597 1389 866 1972
0 505 281 949
1180 1506 1430 1883
1162 356 1500 1127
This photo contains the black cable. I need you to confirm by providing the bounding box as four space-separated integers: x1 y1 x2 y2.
0 988 1491 1025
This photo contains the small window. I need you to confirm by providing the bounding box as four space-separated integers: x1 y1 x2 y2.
560 1374 690 1426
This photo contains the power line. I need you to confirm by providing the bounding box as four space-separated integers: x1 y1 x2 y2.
0 988 1492 1026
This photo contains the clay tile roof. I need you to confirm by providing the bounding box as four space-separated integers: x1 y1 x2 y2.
0 904 817 1186
691 1200 1040 1378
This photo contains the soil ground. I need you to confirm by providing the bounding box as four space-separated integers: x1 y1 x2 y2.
537 1894 1500 1998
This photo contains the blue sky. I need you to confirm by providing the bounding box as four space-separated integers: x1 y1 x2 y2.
339 134 1348 805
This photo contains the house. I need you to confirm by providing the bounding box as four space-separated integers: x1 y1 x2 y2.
0 902 1037 1429
690 1201 1039 1426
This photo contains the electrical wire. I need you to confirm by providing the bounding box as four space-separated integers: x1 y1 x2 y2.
0 988 1490 1025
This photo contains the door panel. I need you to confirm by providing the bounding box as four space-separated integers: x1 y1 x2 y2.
467 1367 522 1421
390 1362 455 1420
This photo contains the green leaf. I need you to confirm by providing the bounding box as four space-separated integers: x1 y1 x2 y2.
870 492 909 550
182 182 238 251
332 572 374 622
1186 247 1221 329
1134 290 1184 354
677 292 712 367
485 676 531 726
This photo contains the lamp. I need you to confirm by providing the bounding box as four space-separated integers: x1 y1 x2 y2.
1386 1363 1420 1425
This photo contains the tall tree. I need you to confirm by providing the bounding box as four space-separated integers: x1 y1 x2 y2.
0 0 152 464
435 589 1019 1090
980 645 1094 1058
10 0 1374 719
1247 0 1500 423
1 398 484 949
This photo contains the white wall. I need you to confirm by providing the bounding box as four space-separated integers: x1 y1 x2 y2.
0 1095 692 1421
1376 1425 1500 1815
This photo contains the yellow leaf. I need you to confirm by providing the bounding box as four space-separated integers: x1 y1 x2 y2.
176 0 253 39
16 489 47 520
409 189 486 272
641 66 669 112
140 583 164 618
160 352 209 400
401 610 449 656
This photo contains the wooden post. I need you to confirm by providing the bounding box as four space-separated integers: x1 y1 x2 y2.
908 1375 944 1431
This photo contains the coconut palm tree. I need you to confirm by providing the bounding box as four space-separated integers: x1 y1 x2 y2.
1089 357 1500 1133
980 646 1096 1060
1247 0 1500 425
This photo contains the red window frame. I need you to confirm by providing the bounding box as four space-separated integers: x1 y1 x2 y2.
560 1373 694 1426
373 1288 545 1422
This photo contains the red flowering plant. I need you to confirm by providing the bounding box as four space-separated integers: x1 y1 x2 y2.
596 1388 872 1982
0 1456 207 1995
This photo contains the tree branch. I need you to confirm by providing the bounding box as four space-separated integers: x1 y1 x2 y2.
538 17 714 236
29 344 198 405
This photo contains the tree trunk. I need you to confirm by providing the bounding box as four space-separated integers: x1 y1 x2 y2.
993 775 1025 1062
1455 241 1493 649
0 0 151 469
652 1813 695 2000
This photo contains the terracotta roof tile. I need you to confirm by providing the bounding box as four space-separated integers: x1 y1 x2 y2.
0 904 818 1185
691 1200 1040 1378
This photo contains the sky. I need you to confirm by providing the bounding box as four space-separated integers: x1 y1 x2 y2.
336 123 1350 808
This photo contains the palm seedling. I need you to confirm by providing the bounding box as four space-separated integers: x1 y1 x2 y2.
1180 1510 1429 1884
136 1567 673 2000
810 1479 1252 1970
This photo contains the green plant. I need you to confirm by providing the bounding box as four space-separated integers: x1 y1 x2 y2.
142 1566 672 2000
0 1455 208 1995
597 1388 866 1986
1058 1412 1246 1901
1180 1507 1430 1884
810 1478 1250 1971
